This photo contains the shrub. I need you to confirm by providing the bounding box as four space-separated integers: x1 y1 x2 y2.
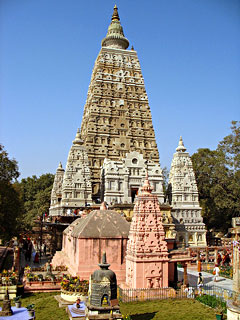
196 294 227 313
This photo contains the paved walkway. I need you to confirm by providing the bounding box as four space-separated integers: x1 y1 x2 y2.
20 250 51 270
178 266 233 291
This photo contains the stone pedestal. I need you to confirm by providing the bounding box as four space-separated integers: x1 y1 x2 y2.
227 218 240 318
227 301 240 320
0 290 13 316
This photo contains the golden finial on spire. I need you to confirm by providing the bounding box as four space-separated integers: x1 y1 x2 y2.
112 4 120 21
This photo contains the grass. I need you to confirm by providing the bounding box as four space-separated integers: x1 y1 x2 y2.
120 299 218 320
18 293 218 320
21 292 68 320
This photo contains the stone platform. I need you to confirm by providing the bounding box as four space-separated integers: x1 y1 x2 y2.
66 303 86 320
54 294 75 308
0 306 35 319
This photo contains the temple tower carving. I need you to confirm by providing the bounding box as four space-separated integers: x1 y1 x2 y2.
80 6 160 198
50 162 65 209
101 151 164 204
126 175 169 289
49 129 92 216
168 137 206 247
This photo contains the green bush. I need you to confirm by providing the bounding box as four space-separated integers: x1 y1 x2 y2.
196 294 227 314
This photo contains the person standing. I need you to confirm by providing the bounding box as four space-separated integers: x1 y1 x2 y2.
197 272 203 294
43 243 47 256
213 264 220 282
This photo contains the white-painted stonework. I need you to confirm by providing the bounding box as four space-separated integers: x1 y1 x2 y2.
168 137 206 247
101 151 164 204
49 129 92 216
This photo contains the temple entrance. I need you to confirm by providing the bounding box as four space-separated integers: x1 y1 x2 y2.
131 188 138 203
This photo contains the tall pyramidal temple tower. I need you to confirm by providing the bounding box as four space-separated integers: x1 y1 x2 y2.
80 6 160 198
168 137 206 247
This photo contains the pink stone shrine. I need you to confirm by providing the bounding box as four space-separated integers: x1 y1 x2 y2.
125 174 169 288
51 202 130 283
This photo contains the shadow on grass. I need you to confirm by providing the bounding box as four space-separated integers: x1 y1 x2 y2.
131 312 157 320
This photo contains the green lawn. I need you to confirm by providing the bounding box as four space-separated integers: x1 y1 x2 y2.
21 292 68 320
120 299 218 320
18 293 218 320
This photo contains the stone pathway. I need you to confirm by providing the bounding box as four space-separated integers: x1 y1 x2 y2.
20 250 51 270
178 266 233 291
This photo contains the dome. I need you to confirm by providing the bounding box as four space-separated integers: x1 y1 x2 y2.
64 209 130 238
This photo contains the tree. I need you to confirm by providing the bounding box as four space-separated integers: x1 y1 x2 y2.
0 144 19 182
217 121 240 172
0 145 23 241
191 121 240 232
19 174 54 228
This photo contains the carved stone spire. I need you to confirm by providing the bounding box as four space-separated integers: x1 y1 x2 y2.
102 5 129 49
126 177 169 288
168 137 206 247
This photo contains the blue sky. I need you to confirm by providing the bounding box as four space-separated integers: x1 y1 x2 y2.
1 0 240 179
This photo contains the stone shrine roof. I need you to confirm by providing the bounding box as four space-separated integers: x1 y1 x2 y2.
64 209 130 238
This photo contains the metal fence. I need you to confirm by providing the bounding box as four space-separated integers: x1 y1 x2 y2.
118 285 238 304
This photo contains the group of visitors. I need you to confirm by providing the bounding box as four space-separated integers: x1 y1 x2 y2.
22 237 48 264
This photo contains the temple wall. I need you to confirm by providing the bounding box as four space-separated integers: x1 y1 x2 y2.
52 235 128 283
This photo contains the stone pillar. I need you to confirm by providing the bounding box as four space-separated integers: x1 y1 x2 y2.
214 248 218 265
183 263 189 285
174 262 178 283
205 247 209 263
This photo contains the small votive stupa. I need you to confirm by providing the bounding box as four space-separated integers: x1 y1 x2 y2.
126 174 169 288
0 289 13 316
87 252 123 319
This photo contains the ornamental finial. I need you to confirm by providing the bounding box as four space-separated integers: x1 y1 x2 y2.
73 128 83 145
112 5 120 21
101 5 129 49
176 136 187 152
141 171 153 195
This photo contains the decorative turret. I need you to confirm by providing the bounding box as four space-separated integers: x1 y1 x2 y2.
176 136 187 152
168 137 206 247
73 128 83 145
126 176 169 288
57 162 64 172
102 5 129 49
49 129 92 216
49 162 65 210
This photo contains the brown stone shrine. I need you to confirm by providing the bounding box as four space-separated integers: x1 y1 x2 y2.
86 252 123 320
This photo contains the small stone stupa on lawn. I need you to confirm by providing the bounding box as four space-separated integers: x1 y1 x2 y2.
0 289 13 316
126 173 169 288
87 252 123 319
